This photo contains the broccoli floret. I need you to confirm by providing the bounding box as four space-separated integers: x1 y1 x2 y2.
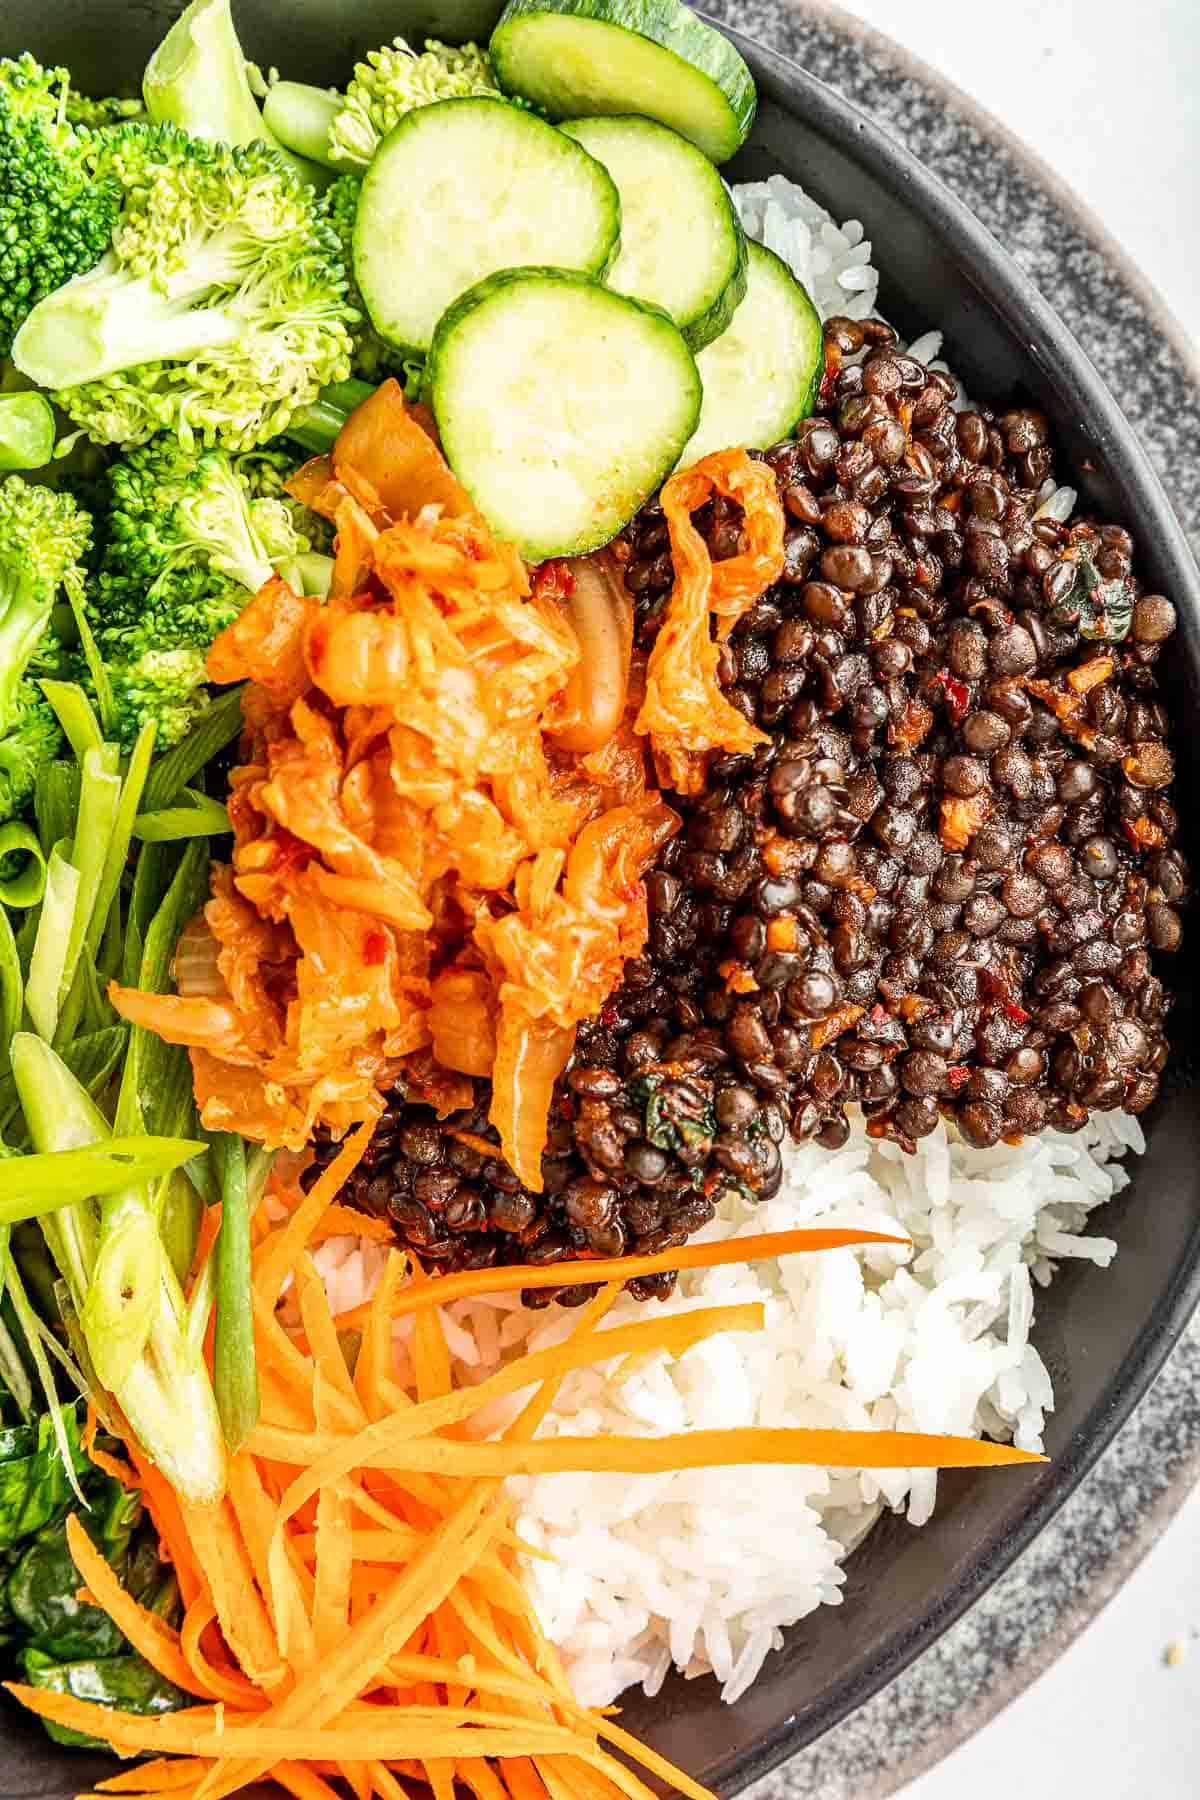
0 476 92 734
0 682 64 822
328 38 504 168
106 647 212 752
65 92 146 130
87 437 331 748
0 55 121 358
11 121 356 451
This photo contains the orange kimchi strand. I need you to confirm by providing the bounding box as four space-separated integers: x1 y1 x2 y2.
108 382 678 1179
636 448 785 794
6 1154 1040 1800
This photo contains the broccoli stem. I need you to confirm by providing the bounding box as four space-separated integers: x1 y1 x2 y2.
0 395 55 473
261 82 343 171
142 0 331 190
10 1035 224 1506
12 266 242 392
288 377 377 454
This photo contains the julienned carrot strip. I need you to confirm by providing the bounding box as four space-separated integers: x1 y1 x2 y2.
332 1227 909 1328
355 1248 405 1414
196 1290 623 1800
293 1255 364 1419
247 1302 766 1514
96 1759 211 1793
226 1452 315 1674
128 1447 206 1611
190 1489 514 1800
412 1298 452 1405
262 1425 1044 1480
64 1518 211 1701
311 1381 352 1660
272 1759 347 1800
304 1204 396 1247
254 1120 375 1308
180 1598 266 1710
180 1497 288 1694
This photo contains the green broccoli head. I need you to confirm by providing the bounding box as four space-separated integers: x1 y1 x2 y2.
328 38 503 168
0 56 121 358
0 476 92 734
10 121 357 451
88 437 332 748
0 682 64 823
106 647 211 753
94 436 330 657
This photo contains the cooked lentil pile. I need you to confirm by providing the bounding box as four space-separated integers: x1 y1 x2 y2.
311 316 1188 1296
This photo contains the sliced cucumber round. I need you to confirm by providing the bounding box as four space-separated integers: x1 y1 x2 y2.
560 115 746 351
678 240 823 468
490 0 756 164
428 268 701 561
354 97 621 356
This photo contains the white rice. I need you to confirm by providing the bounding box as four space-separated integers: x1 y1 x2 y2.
301 169 1111 1712
731 174 881 323
308 1109 1142 1710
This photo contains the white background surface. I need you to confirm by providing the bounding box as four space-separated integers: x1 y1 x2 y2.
832 2 1200 1794
841 0 1200 341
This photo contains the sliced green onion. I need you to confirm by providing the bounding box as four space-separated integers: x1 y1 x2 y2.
39 681 103 763
211 1132 258 1452
26 844 80 1042
133 790 230 842
142 687 245 812
50 747 122 1041
34 759 82 859
0 824 47 909
0 1136 208 1225
61 573 113 736
54 723 155 1052
0 393 55 472
2 1248 86 1508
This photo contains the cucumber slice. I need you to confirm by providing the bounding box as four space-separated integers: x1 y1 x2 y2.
354 98 621 355
679 240 823 468
490 0 755 164
560 116 746 351
429 268 701 561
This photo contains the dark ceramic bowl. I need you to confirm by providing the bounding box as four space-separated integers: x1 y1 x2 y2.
2 4 1199 1797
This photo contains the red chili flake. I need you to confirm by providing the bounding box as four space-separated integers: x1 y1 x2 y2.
532 559 576 602
599 1003 618 1028
362 929 388 966
933 668 971 725
1003 1002 1031 1025
945 1065 971 1091
558 1096 575 1120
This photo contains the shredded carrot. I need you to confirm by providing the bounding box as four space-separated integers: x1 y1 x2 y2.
13 1135 1046 1800
333 1225 908 1329
65 1517 211 1700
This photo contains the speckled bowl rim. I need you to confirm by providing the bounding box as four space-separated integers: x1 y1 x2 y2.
739 4 1200 1790
794 0 1200 410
